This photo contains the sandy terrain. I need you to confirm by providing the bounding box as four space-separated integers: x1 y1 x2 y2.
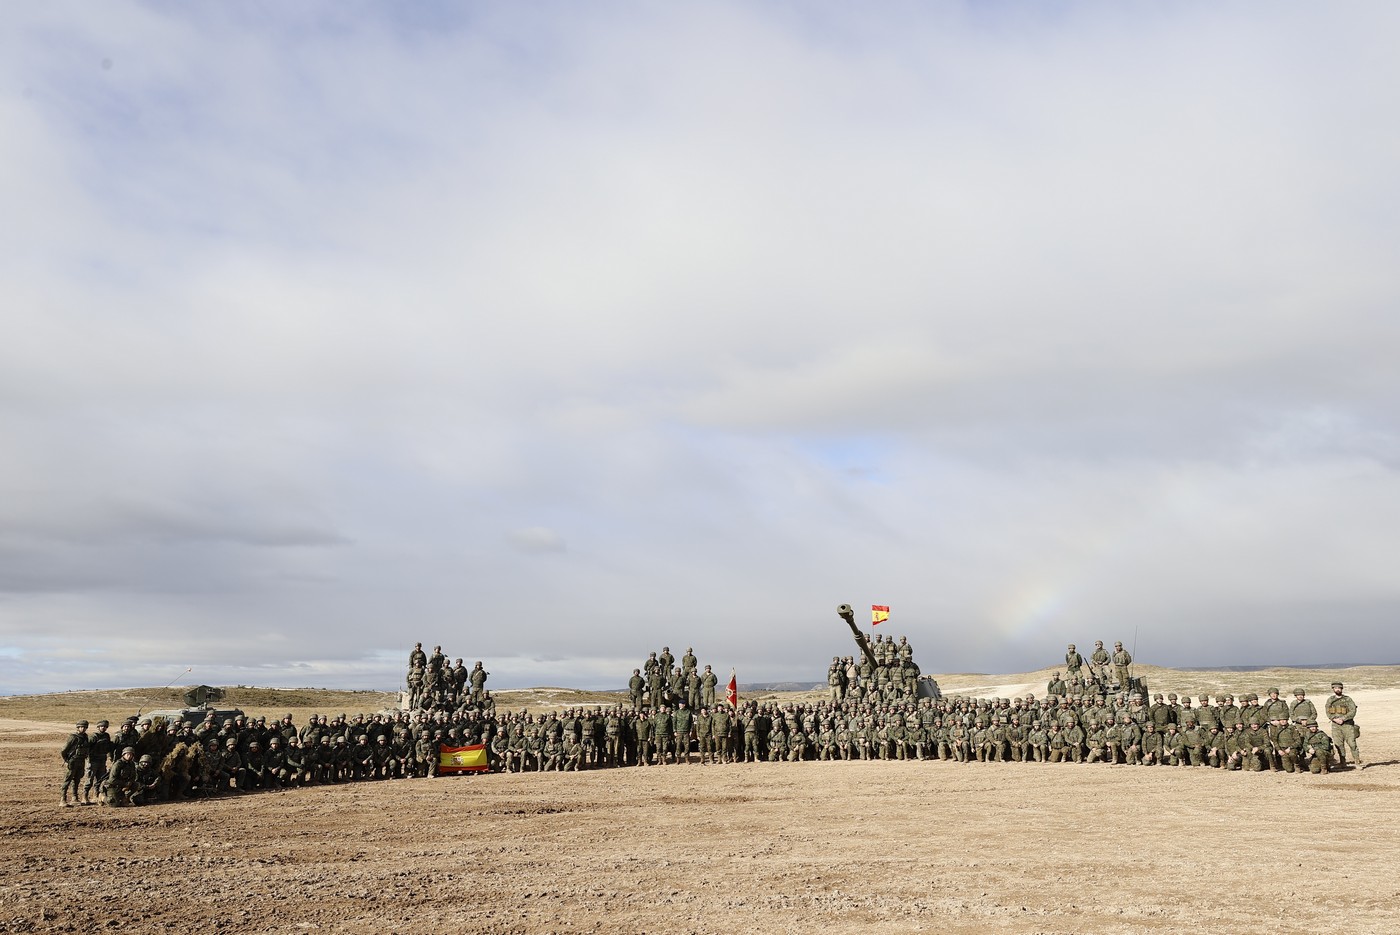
2 669 1396 935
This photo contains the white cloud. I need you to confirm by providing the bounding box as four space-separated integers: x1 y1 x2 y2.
1 2 1398 694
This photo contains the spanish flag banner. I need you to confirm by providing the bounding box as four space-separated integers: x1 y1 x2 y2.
439 743 489 774
871 605 890 626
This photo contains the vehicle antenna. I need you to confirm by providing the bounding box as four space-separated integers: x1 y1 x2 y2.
136 666 192 719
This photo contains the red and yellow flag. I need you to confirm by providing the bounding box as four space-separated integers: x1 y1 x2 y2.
439 743 489 774
871 605 890 626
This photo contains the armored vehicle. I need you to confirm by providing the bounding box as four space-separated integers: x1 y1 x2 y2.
144 684 245 728
835 603 942 701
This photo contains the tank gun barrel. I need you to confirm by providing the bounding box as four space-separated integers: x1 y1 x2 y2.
836 603 879 670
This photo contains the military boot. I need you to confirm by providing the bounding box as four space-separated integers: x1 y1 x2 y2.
62 787 72 807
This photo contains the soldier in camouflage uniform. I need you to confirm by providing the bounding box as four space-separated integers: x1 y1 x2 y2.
1325 682 1361 768
61 720 90 807
1304 721 1332 773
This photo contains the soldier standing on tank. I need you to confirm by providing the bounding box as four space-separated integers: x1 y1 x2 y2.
628 669 645 712
61 720 90 806
1112 641 1133 691
1326 681 1361 768
1089 640 1110 682
1065 644 1084 682
470 662 489 703
828 657 845 703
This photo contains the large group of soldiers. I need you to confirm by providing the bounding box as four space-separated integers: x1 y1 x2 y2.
405 642 489 710
825 633 924 701
57 636 1367 807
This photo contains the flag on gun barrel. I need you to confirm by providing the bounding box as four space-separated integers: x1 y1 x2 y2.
439 743 489 774
871 605 890 626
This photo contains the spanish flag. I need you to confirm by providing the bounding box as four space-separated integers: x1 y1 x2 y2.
871 605 890 626
439 743 489 774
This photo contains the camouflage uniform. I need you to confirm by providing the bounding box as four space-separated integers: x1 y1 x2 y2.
1325 683 1360 767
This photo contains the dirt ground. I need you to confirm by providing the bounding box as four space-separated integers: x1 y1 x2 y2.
2 669 1397 935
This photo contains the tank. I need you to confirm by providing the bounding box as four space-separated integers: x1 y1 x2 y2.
835 603 941 700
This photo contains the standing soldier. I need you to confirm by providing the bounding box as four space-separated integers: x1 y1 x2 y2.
1112 642 1133 691
700 665 719 708
469 662 489 703
105 747 139 806
83 720 113 805
681 647 698 676
695 707 714 764
1089 640 1110 682
1289 688 1317 727
61 721 90 807
1065 644 1084 682
827 658 845 703
1325 682 1361 768
672 702 694 764
628 669 645 712
1261 688 1290 742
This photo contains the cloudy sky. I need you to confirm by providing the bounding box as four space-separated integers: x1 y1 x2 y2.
3 2 1398 695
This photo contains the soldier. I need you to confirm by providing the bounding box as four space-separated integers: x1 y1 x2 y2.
1195 695 1219 732
710 704 731 764
1325 682 1361 768
1065 644 1083 681
1089 640 1110 682
104 747 139 806
409 642 428 670
562 736 584 771
694 707 714 764
470 662 489 702
1289 688 1317 726
61 720 91 807
652 706 672 765
1139 722 1163 766
1163 724 1187 767
827 657 845 703
1181 720 1208 767
700 665 719 708
132 754 162 805
1274 720 1304 773
633 710 653 766
1304 721 1333 773
1261 688 1290 742
83 720 113 805
450 659 468 704
628 669 645 712
1085 721 1109 763
673 702 694 764
1112 641 1133 691
681 647 698 675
